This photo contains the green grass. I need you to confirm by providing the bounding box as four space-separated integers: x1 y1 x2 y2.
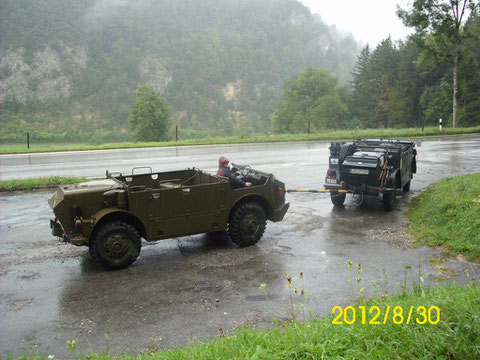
158 284 478 360
1 126 479 154
0 176 86 191
406 173 480 262
12 284 480 359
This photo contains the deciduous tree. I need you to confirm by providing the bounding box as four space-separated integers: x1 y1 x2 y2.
129 85 171 141
273 67 348 133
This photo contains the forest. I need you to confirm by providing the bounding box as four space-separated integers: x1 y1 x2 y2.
0 0 479 143
348 5 480 130
0 0 358 142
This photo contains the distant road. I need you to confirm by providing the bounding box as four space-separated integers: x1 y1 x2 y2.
0 142 331 181
1 135 479 182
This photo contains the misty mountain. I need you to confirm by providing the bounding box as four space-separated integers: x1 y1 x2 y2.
0 0 360 140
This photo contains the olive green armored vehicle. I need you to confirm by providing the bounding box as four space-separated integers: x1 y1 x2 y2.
49 166 289 270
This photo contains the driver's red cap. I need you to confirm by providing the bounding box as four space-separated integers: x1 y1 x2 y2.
219 156 229 166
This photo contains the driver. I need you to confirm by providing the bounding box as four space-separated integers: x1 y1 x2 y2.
216 156 252 188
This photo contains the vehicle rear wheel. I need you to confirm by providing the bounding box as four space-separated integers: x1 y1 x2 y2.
90 221 141 270
403 180 411 192
382 182 397 211
330 191 346 206
228 202 266 247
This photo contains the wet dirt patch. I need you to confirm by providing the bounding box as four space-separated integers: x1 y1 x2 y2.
271 245 295 257
1 225 86 267
231 311 266 331
293 215 325 233
1 240 85 267
367 224 415 248
282 206 326 234
10 298 33 311
57 319 98 334
17 271 41 280
245 294 281 302
182 280 230 294
183 246 265 269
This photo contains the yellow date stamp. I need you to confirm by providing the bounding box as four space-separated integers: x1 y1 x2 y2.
332 305 440 325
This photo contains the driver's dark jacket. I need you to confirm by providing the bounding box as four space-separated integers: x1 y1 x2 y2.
217 167 246 188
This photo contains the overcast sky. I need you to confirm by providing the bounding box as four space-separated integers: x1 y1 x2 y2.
300 0 413 46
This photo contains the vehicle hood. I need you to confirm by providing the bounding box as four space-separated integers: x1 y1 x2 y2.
48 179 119 209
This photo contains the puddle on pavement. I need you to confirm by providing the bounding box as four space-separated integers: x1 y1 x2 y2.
0 190 54 228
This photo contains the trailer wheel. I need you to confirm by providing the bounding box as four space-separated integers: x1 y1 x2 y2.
382 183 397 211
330 191 346 206
90 221 141 270
228 202 266 247
403 180 411 192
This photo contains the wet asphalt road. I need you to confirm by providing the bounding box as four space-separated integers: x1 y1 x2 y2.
1 135 480 357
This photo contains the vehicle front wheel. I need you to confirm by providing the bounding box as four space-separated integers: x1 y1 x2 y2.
90 221 141 270
228 202 266 247
330 191 346 206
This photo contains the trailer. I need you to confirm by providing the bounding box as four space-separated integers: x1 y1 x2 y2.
324 138 417 211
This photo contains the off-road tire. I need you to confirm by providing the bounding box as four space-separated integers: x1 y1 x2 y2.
90 221 141 270
403 180 411 192
339 143 354 163
330 191 346 206
382 181 397 211
228 202 266 247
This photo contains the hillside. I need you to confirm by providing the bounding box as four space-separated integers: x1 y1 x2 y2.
0 0 360 141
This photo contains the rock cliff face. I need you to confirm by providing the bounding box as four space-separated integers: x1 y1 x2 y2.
139 56 172 95
0 47 173 104
0 44 87 103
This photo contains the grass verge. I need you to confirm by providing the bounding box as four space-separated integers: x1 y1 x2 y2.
0 176 86 191
1 126 479 154
18 284 479 359
406 173 480 262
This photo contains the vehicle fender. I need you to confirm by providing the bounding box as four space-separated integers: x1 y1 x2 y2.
388 169 401 188
230 193 272 219
90 208 147 240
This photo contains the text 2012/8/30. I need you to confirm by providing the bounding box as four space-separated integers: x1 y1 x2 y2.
332 305 440 325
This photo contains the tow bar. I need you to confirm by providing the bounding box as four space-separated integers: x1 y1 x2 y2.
286 188 363 205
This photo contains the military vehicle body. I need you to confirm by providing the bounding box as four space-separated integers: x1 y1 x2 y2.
324 139 417 211
49 166 289 269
